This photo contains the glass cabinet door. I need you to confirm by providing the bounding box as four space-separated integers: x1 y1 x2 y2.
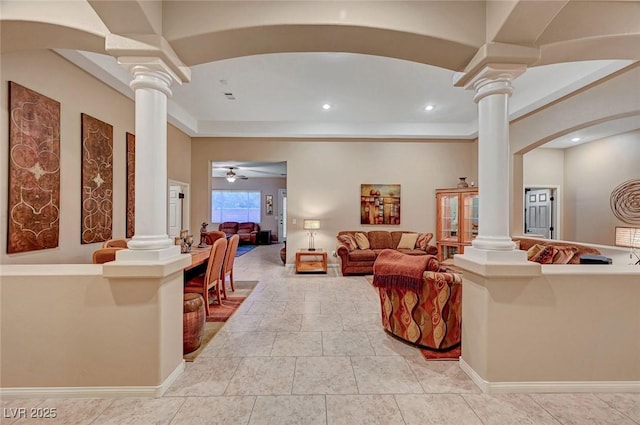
461 193 479 243
438 195 458 241
439 244 459 261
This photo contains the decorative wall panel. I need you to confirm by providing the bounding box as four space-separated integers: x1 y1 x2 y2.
361 184 401 225
126 132 135 238
81 113 113 244
7 82 61 253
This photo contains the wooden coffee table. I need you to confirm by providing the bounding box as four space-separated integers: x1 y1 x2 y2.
295 250 328 274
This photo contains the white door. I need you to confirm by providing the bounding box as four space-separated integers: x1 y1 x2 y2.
525 188 554 239
168 185 182 237
278 189 287 242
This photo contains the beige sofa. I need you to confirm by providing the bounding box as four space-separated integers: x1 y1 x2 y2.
336 230 437 275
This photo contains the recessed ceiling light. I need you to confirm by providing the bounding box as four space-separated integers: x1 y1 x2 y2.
322 103 331 110
571 137 581 142
425 105 435 111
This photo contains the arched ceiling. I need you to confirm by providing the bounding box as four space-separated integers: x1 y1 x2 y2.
1 0 639 144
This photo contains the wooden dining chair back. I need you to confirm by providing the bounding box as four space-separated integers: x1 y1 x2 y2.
92 247 124 264
221 234 240 298
184 237 228 315
103 238 128 248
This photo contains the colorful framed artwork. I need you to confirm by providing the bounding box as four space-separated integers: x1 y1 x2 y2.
81 113 113 244
126 132 135 238
7 82 61 253
360 184 401 225
266 194 273 215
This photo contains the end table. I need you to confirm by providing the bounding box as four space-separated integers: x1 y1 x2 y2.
295 250 328 274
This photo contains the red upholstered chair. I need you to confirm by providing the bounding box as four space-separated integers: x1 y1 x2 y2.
378 270 462 351
184 237 228 315
221 235 240 298
204 230 226 246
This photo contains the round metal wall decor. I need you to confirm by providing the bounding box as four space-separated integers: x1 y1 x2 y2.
610 179 640 225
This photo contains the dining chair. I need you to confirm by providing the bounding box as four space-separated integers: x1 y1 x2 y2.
220 234 240 298
92 247 124 264
184 237 228 315
103 238 128 248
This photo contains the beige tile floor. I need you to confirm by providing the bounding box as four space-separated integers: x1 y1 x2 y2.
2 244 639 424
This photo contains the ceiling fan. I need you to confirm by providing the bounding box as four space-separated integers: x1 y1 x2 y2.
225 167 248 182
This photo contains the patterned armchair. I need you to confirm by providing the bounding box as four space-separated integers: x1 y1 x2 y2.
377 270 462 351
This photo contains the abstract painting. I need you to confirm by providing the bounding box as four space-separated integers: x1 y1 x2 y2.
81 113 113 244
7 82 61 253
361 184 401 225
126 132 135 238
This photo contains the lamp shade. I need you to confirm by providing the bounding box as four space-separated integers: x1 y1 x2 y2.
303 219 320 230
615 226 640 248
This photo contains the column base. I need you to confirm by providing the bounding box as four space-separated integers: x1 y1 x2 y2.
454 247 537 277
462 246 527 263
471 236 517 251
116 245 182 262
127 235 174 251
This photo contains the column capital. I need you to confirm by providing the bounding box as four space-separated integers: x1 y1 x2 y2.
118 56 177 97
463 64 526 103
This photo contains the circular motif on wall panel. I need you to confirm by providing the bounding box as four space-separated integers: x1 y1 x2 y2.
610 179 640 225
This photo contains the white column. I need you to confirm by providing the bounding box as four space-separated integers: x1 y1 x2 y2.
117 59 181 261
463 65 527 262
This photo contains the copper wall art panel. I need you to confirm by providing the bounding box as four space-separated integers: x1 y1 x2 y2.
361 184 401 225
7 82 61 254
126 132 135 238
81 113 113 244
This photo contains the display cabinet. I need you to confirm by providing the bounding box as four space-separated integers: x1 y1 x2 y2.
435 187 479 261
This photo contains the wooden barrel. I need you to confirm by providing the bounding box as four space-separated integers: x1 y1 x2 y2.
183 293 205 354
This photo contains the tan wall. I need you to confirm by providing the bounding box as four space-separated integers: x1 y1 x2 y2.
191 138 478 263
210 177 286 239
461 265 640 389
523 148 565 187
0 263 185 392
167 124 192 185
522 148 565 237
0 49 191 265
564 130 640 245
521 133 640 245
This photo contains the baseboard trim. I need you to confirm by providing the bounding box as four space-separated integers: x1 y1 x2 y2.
459 358 640 393
0 361 185 399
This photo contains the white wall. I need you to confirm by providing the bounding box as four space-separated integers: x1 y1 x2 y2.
191 138 478 263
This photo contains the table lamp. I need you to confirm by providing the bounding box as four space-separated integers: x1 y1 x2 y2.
615 226 640 265
303 219 320 251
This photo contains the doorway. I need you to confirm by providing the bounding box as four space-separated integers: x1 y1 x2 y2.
524 187 559 239
278 188 287 242
168 180 190 237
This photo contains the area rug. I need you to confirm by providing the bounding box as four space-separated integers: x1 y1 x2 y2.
421 345 461 361
206 296 247 322
184 281 257 362
236 245 256 257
